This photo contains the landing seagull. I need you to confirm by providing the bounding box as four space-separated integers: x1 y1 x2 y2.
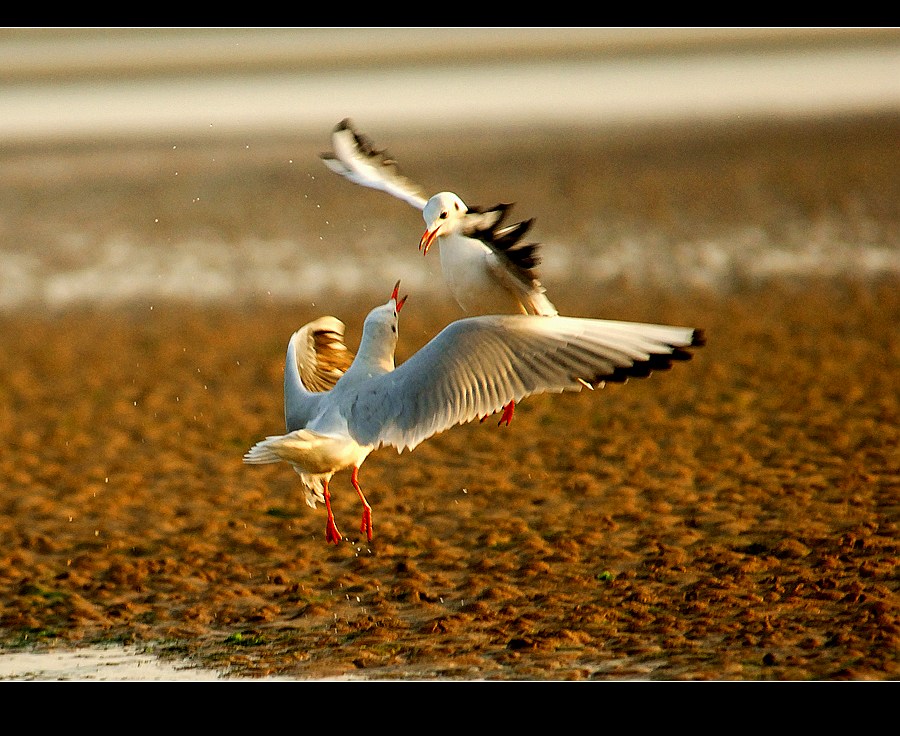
244 281 705 545
321 118 557 318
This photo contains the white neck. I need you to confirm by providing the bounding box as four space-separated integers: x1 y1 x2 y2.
345 304 398 378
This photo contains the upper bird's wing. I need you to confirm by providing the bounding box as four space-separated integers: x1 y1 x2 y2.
464 203 558 316
347 315 704 451
284 316 355 431
320 118 428 211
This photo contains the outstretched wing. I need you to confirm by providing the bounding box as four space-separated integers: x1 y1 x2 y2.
284 316 355 431
320 118 428 210
347 314 704 451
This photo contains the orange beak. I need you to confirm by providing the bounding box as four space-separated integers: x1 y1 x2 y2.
391 280 408 312
419 226 438 256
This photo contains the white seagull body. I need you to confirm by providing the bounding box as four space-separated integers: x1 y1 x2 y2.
321 118 558 317
244 282 705 545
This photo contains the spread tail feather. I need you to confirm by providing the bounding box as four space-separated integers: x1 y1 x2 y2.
243 430 322 465
243 432 327 509
243 436 286 464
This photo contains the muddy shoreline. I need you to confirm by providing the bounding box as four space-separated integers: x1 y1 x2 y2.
0 115 897 680
0 278 896 680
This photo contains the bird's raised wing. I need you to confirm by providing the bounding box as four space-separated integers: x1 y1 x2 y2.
284 316 355 430
320 118 428 210
347 314 704 451
465 203 557 316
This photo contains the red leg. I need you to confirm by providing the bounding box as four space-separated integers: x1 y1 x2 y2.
498 400 516 426
351 466 373 541
323 481 342 544
480 400 516 426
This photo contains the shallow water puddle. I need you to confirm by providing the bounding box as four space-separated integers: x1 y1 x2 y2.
0 645 241 681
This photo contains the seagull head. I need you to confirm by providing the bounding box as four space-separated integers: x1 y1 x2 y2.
358 281 409 371
419 192 468 255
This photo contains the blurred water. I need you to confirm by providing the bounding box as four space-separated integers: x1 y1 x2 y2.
2 29 900 143
0 645 232 681
3 206 897 313
1 28 898 311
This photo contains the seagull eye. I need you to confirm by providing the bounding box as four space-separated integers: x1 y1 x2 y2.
439 211 448 220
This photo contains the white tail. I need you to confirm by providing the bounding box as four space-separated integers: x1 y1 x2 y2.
243 436 288 464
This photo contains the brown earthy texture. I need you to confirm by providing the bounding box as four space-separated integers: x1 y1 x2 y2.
0 115 897 680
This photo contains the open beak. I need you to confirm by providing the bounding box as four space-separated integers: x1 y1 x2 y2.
419 226 438 256
391 280 408 312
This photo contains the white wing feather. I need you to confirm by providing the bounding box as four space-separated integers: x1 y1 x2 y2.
347 315 701 452
321 119 428 211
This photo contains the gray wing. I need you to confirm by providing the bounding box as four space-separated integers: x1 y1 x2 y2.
347 314 705 451
284 316 355 431
320 118 428 210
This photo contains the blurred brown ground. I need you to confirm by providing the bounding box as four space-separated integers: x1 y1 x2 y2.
0 114 897 680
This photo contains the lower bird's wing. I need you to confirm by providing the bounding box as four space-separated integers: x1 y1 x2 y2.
347 314 704 452
284 316 354 430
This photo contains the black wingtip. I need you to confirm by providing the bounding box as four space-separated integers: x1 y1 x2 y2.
594 337 705 385
691 329 707 347
467 203 545 282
